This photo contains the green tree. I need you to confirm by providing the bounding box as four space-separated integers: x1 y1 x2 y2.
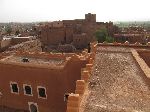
105 36 114 43
94 28 108 43
95 28 114 43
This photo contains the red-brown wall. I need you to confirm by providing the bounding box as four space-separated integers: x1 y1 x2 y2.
138 51 150 68
0 56 88 112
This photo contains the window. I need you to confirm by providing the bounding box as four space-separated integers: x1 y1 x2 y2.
23 84 33 96
10 82 19 94
37 86 47 99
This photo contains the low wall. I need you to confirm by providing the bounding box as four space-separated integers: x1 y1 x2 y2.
137 50 150 68
131 49 150 79
97 41 150 50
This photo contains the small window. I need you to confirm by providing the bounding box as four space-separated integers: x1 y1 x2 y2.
10 82 19 94
23 84 33 96
37 86 47 99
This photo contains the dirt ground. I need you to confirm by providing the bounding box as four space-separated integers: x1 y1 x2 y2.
84 46 150 112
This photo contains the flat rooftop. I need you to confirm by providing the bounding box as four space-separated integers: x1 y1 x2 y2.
83 46 150 112
0 55 66 69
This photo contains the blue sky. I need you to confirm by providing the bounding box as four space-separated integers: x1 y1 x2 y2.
0 0 150 22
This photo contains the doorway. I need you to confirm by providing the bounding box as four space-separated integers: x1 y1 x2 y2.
28 102 39 112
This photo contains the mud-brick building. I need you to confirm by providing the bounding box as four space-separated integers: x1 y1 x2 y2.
38 13 115 50
114 34 145 44
0 52 89 112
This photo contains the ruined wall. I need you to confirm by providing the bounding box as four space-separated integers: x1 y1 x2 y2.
11 37 32 45
7 39 42 52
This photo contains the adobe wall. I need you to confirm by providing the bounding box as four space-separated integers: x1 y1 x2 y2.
131 49 150 79
52 21 63 28
0 63 65 112
0 53 89 112
85 13 96 23
65 27 73 44
97 42 150 50
41 27 66 45
137 50 150 68
66 43 97 112
73 33 88 49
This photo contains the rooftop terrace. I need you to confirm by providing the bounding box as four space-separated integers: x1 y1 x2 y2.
82 46 150 112
0 55 66 69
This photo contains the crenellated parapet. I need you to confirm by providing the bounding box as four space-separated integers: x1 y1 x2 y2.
66 48 95 112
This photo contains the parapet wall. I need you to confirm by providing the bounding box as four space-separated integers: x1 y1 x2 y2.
66 42 97 112
137 50 150 68
0 47 92 70
131 49 150 79
97 41 150 49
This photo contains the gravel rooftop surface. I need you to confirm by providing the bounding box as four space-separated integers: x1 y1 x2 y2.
84 46 150 112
